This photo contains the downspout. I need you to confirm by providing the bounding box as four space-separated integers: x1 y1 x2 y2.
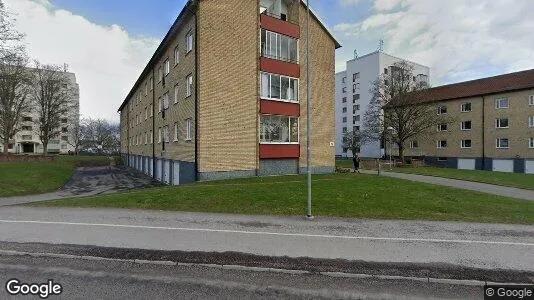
152 69 156 177
189 0 199 182
481 96 485 170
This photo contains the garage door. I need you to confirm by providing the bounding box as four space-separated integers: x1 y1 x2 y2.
458 159 475 170
526 160 534 174
492 159 514 173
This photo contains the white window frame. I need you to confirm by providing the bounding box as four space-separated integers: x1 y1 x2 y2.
495 98 509 109
261 29 299 63
260 72 299 103
158 67 163 83
164 59 170 76
410 141 419 148
145 132 148 145
259 115 299 144
529 116 534 128
186 74 193 97
185 118 192 141
163 126 169 143
158 98 162 112
174 84 179 104
157 128 161 143
163 93 169 110
460 102 471 112
437 123 448 132
437 106 447 115
145 83 148 96
495 118 509 128
461 120 472 131
529 95 534 106
529 137 534 149
149 131 153 144
145 107 148 120
149 104 153 117
436 140 447 149
496 138 509 149
174 122 179 141
186 31 193 53
174 46 179 65
461 139 472 149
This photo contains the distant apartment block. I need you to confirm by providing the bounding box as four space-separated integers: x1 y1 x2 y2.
118 0 341 185
0 70 79 154
395 68 534 174
335 51 430 158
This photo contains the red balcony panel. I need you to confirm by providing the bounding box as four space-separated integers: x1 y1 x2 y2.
259 144 300 159
260 57 300 78
260 99 300 117
260 14 300 39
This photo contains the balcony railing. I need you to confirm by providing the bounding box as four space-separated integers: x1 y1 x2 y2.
261 10 298 26
260 48 299 64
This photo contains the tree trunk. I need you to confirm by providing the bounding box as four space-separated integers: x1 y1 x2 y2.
42 141 48 155
398 143 405 163
2 139 9 154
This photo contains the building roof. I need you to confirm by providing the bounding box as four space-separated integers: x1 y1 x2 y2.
414 68 534 104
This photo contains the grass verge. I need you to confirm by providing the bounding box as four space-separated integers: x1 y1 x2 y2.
0 155 114 197
31 173 534 224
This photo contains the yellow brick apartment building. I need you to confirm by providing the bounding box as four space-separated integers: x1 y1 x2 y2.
118 0 341 184
399 69 534 173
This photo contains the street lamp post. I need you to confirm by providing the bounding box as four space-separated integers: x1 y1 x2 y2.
387 126 394 170
306 0 313 219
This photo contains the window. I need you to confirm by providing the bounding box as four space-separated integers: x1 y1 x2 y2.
174 46 179 65
496 118 509 128
529 95 534 106
22 116 32 122
259 115 299 143
495 98 509 109
61 127 68 133
174 122 179 141
61 144 67 150
145 83 148 96
186 74 193 97
342 127 347 133
145 132 148 145
158 98 162 112
384 68 388 74
342 97 346 103
353 115 360 123
61 118 68 123
410 141 419 148
437 106 447 115
437 140 447 148
342 77 346 83
157 127 162 143
461 121 472 131
352 83 359 93
529 137 534 148
22 126 32 131
164 59 170 76
353 126 360 131
342 107 347 113
342 87 346 93
353 72 360 82
185 118 192 141
149 104 153 117
186 32 193 53
260 72 298 102
163 93 169 110
353 105 359 113
261 29 298 63
150 77 153 91
437 123 448 132
461 139 472 148
174 85 179 104
149 131 153 144
529 116 534 128
461 102 472 112
342 117 347 123
163 126 169 143
158 67 163 83
353 94 360 103
496 138 509 148
61 136 68 141
145 107 148 120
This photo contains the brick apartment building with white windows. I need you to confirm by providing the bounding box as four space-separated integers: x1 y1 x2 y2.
118 0 340 184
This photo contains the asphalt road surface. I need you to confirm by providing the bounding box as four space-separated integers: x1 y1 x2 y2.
0 207 532 274
0 253 484 300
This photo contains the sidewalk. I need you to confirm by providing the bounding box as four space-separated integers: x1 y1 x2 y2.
358 169 534 201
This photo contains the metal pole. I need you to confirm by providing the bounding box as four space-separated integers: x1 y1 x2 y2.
389 140 392 170
306 0 312 219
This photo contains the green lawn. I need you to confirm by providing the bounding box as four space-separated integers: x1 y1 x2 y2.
31 173 534 225
0 155 113 197
390 166 534 190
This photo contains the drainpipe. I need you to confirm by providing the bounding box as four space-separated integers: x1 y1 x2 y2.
187 0 199 182
481 96 485 170
152 68 156 178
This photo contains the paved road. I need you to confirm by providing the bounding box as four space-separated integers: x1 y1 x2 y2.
0 166 161 206
359 169 534 201
0 253 485 299
0 207 532 273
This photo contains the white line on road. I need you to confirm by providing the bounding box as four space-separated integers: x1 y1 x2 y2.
0 219 533 247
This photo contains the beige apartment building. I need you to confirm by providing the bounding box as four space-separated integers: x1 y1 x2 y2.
397 68 534 173
118 0 341 184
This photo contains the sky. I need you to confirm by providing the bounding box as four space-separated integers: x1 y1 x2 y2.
4 0 534 122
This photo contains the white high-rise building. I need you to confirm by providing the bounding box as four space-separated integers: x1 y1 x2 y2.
335 51 430 158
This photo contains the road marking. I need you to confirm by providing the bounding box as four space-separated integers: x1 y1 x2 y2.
0 219 533 247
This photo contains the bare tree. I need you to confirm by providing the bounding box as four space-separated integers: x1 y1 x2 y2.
30 61 75 154
66 109 82 154
81 118 120 154
363 61 449 162
342 130 362 158
0 1 24 61
0 53 31 154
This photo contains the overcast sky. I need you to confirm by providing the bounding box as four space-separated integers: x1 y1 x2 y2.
5 0 534 122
